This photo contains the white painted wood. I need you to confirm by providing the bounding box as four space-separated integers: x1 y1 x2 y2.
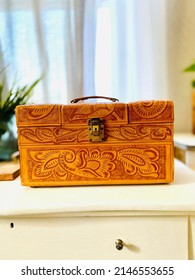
174 133 195 170
0 159 194 260
1 160 195 216
174 133 195 148
0 216 187 260
185 150 195 170
189 216 195 260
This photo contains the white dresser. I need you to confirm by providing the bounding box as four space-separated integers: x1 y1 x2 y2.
174 132 195 170
1 159 195 260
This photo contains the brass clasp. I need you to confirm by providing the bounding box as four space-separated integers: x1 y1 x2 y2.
88 118 105 142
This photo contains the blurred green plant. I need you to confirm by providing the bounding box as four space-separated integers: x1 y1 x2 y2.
183 61 195 88
0 72 41 136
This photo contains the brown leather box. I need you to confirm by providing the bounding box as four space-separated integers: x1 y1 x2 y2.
15 97 174 187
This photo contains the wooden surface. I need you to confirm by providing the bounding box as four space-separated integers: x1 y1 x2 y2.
16 100 174 186
0 162 20 181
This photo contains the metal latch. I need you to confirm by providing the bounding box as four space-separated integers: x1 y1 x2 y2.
88 118 105 142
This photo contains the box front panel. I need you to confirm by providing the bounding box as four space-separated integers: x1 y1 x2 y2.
19 142 173 186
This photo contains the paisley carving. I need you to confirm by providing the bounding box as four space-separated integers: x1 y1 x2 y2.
117 148 159 178
16 104 61 126
132 101 167 119
25 105 55 120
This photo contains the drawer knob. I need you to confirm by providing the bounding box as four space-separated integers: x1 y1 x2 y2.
115 239 123 250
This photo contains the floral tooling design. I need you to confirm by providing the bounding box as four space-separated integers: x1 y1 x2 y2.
30 149 116 180
29 147 160 181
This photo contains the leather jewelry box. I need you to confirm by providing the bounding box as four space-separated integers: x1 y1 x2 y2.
15 96 174 187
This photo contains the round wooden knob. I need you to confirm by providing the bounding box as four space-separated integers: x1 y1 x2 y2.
115 239 123 250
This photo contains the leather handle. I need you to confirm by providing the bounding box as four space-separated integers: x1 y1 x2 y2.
70 96 119 104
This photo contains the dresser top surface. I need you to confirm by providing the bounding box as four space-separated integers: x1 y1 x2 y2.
174 132 195 149
1 159 195 217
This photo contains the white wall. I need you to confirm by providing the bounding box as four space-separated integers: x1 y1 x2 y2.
166 0 195 132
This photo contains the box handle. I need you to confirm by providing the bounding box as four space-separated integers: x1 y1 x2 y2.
70 96 119 103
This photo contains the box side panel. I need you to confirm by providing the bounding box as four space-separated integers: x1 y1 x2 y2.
19 143 174 186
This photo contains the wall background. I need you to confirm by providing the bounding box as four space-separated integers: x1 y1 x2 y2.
167 0 195 132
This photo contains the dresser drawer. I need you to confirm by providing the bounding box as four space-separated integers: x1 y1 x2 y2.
0 216 187 260
189 216 195 259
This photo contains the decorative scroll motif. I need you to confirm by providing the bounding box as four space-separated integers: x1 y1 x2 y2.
20 125 172 144
132 101 167 119
29 147 160 181
20 127 88 143
106 126 172 141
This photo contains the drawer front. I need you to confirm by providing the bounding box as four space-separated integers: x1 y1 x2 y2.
0 216 187 260
189 216 195 259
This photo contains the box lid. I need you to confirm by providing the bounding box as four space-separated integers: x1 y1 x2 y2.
16 100 174 127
